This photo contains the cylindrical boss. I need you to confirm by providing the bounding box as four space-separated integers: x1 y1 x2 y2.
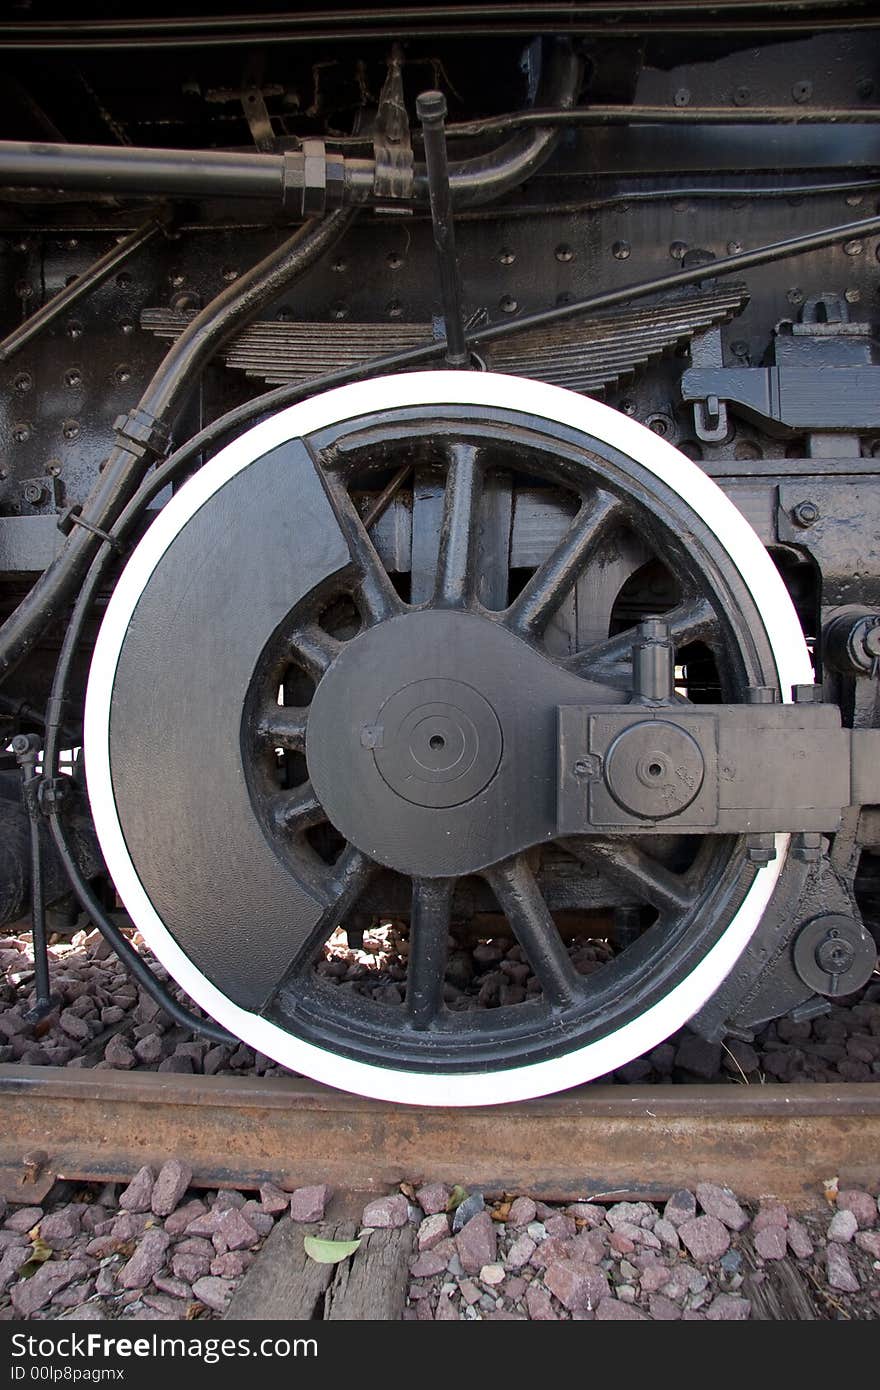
631 618 674 702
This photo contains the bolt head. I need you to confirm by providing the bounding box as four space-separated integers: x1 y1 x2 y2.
792 500 819 527
816 935 855 975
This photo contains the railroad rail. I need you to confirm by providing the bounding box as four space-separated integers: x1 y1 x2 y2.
1 1066 878 1208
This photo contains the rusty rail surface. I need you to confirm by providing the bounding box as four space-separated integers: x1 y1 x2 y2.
0 1065 877 1206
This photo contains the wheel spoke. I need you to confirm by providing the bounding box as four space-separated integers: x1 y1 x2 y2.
560 836 695 916
257 705 308 751
434 442 483 609
288 624 342 679
283 845 377 981
271 782 325 834
407 877 455 1029
319 467 405 625
505 490 623 639
567 595 718 680
484 856 581 1009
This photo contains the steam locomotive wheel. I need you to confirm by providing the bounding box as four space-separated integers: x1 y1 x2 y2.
84 372 812 1105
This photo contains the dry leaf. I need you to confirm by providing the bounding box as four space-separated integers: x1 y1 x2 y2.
446 1185 468 1212
823 1176 839 1205
17 1237 53 1280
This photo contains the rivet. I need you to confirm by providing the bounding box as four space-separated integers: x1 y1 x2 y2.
114 364 132 384
46 459 62 477
332 258 347 273
646 413 672 438
222 267 239 282
62 419 80 441
733 86 750 106
13 372 33 393
115 271 132 288
498 248 516 265
669 242 687 261
67 321 83 340
845 287 861 304
120 320 135 335
22 481 46 505
787 287 804 305
674 88 690 107
15 279 32 299
612 240 631 260
387 251 404 269
387 301 402 319
12 422 30 444
332 304 349 320
554 244 574 263
64 367 82 388
727 240 743 255
844 239 863 256
792 80 812 104
499 294 518 314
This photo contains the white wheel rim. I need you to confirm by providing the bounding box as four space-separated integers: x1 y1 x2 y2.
85 372 814 1106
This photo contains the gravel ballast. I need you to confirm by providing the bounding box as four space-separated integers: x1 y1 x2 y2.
1 1173 878 1321
2 925 879 1087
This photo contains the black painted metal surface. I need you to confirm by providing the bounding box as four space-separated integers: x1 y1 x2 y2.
1 10 880 1078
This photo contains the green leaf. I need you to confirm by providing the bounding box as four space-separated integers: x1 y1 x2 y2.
446 1185 468 1212
303 1236 361 1265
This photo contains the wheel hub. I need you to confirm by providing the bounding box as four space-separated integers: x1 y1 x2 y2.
306 608 604 877
371 677 503 808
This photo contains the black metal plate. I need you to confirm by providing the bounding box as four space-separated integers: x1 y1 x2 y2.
108 439 350 1010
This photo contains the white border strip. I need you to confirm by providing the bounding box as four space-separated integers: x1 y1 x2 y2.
85 372 813 1107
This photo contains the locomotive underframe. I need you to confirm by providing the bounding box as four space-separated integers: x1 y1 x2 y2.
1 7 879 1093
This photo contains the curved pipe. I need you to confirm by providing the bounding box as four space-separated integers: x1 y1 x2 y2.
0 44 580 212
0 208 353 685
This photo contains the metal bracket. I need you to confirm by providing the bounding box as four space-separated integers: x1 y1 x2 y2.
558 700 878 836
373 45 415 202
688 326 729 443
681 295 880 438
240 82 276 153
57 505 125 552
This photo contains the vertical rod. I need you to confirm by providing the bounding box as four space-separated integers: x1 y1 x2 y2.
11 734 57 1022
416 89 469 368
0 215 166 365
